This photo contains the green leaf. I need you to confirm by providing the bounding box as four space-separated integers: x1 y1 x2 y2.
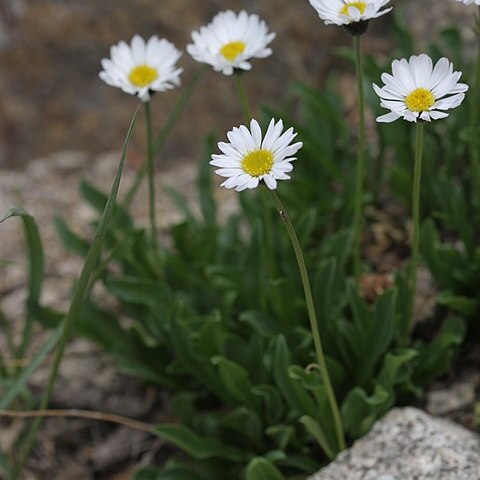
341 384 389 439
133 466 164 480
221 407 264 449
295 208 318 246
0 207 44 356
272 336 317 419
0 451 12 478
275 454 320 474
133 461 208 480
0 208 43 304
239 310 283 338
437 291 477 317
313 257 338 320
376 348 418 389
79 178 132 230
105 276 171 307
346 280 370 332
0 326 62 409
414 316 465 386
198 134 217 226
252 384 285 424
300 416 336 460
168 315 229 403
153 424 247 462
342 347 419 439
211 356 259 410
244 219 267 309
53 216 90 257
264 425 295 452
245 457 285 480
164 187 196 224
196 314 227 358
449 186 474 258
356 288 397 385
13 108 140 475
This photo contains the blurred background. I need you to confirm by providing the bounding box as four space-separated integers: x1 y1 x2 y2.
0 2 478 478
0 0 473 170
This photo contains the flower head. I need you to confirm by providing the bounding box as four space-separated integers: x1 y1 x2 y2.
373 54 468 123
99 35 183 102
187 10 276 76
308 0 392 27
211 119 302 191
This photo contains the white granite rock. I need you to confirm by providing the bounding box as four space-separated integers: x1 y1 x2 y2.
309 408 480 480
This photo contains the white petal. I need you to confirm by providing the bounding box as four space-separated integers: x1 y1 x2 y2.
428 111 449 120
250 119 263 148
263 175 278 189
434 93 466 110
376 112 401 123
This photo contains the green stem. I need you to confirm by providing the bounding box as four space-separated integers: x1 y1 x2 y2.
470 9 480 193
91 68 207 296
266 188 346 453
234 72 253 122
86 234 129 295
144 101 158 250
12 109 139 480
405 122 424 339
352 35 366 285
122 66 206 210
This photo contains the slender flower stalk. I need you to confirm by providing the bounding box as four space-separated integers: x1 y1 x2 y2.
373 53 468 337
122 66 206 211
266 188 345 452
99 34 184 214
406 123 424 337
13 109 139 480
470 8 480 191
352 35 366 285
307 1 393 283
211 118 345 452
144 101 158 249
234 72 253 122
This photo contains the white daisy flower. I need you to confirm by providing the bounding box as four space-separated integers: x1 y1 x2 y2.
373 54 469 123
187 10 276 76
308 0 392 26
210 119 302 191
99 35 183 102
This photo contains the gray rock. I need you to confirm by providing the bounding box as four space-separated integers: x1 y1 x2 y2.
427 374 479 417
309 407 480 480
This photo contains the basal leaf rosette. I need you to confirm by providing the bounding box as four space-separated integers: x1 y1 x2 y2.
187 10 276 76
373 54 469 123
100 35 183 102
210 119 302 191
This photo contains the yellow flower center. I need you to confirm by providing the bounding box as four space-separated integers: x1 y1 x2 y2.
128 65 158 88
242 149 274 177
220 41 246 62
405 88 435 112
340 1 367 15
